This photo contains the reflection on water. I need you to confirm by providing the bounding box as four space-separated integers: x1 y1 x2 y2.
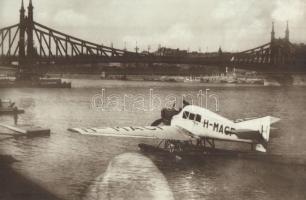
0 80 306 200
84 153 174 200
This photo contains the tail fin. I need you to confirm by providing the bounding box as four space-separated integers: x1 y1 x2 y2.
235 116 280 152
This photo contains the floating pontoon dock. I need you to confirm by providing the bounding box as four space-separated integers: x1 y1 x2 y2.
0 123 50 136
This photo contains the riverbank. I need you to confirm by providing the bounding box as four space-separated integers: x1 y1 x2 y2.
48 73 306 86
0 78 71 88
1 72 306 87
48 73 267 85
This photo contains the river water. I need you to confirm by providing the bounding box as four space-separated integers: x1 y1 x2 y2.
0 80 306 200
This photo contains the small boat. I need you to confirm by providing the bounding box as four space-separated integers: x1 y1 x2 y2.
0 99 24 114
184 76 201 83
0 78 71 88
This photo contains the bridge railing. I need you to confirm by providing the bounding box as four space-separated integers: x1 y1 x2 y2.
33 21 147 58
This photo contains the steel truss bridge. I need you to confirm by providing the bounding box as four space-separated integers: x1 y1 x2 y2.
0 1 305 73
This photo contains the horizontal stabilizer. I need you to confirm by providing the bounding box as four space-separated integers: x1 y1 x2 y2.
226 129 261 140
270 117 281 124
255 143 267 153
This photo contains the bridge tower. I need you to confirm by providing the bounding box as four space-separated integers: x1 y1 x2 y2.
271 22 275 42
270 22 276 65
18 0 26 65
27 0 35 59
17 0 39 81
218 46 223 56
285 21 289 42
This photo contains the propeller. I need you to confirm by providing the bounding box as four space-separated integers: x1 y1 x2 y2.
151 100 190 127
183 99 190 107
151 118 163 126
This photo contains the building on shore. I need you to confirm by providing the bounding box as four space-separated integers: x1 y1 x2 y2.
153 47 188 57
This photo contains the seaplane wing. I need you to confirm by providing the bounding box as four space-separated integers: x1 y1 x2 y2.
68 126 195 141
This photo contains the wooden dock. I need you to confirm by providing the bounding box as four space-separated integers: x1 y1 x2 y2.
0 123 50 136
0 108 24 115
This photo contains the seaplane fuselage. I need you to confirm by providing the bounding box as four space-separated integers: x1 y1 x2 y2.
171 106 251 143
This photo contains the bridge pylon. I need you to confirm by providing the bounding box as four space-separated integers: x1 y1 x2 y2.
18 0 26 65
17 0 41 81
26 0 35 60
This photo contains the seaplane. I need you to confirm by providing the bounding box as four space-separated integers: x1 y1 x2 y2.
68 101 280 158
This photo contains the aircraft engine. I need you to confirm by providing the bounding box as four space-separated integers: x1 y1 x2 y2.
151 108 180 126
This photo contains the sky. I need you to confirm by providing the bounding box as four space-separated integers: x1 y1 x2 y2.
0 0 305 52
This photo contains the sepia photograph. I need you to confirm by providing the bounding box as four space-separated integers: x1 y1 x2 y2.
0 0 306 199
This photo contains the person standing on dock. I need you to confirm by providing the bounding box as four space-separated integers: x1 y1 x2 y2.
13 107 18 125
